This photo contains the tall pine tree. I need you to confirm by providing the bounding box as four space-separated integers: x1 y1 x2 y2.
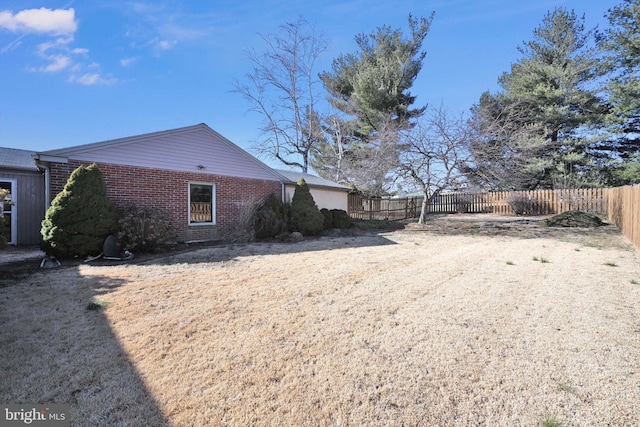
598 0 640 184
314 14 433 194
472 8 606 189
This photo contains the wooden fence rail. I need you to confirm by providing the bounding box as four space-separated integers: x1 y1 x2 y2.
348 185 640 250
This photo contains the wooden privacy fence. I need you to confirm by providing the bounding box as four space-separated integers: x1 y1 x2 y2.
348 188 609 220
348 185 640 250
348 195 421 220
607 185 640 251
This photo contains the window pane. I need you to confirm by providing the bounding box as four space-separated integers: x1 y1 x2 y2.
190 184 213 223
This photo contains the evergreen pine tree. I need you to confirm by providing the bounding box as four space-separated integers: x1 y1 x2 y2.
598 0 640 184
290 178 325 235
41 163 118 259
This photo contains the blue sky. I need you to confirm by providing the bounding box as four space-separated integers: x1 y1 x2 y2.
0 0 617 168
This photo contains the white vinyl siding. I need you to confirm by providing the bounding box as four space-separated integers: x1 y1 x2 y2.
46 125 282 181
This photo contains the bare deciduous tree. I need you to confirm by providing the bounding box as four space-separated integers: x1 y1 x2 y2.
342 115 404 196
398 106 471 223
465 95 548 190
310 111 354 184
233 18 327 172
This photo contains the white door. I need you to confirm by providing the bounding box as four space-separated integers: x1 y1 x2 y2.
0 180 16 245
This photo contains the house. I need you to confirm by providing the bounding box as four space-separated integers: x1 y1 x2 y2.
31 123 346 244
275 169 350 212
0 148 46 245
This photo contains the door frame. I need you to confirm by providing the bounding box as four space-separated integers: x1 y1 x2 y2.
0 178 17 245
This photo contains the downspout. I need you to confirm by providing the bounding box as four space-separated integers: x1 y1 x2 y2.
281 182 285 204
36 160 51 210
42 164 50 210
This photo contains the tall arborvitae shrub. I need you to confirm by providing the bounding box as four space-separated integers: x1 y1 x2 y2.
41 163 117 259
290 178 324 235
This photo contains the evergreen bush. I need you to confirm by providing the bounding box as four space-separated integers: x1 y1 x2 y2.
320 208 333 229
254 193 290 239
41 163 117 259
330 209 353 228
117 204 175 252
290 179 324 235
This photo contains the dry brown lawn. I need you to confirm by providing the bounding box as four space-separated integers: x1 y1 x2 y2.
1 215 640 426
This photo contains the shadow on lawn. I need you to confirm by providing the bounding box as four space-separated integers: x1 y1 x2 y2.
0 267 169 426
115 227 401 267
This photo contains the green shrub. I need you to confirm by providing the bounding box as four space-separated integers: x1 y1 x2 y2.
41 164 117 259
254 193 290 239
117 204 175 252
290 179 324 236
320 208 333 229
330 209 352 228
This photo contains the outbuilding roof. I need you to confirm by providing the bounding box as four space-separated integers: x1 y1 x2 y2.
274 169 350 191
0 147 39 172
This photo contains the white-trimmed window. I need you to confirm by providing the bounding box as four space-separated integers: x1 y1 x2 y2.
189 182 215 225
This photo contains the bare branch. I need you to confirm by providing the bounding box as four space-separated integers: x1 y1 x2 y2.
397 105 471 223
232 18 327 173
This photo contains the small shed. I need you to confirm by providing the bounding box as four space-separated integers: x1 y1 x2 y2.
0 148 46 245
276 169 350 211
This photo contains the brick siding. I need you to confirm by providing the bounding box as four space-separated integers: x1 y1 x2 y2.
49 161 282 242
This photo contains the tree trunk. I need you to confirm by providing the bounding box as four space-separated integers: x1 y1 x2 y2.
418 189 430 224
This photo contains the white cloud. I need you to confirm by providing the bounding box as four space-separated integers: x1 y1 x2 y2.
35 37 74 73
68 72 117 86
0 8 77 36
0 35 23 53
120 57 137 67
157 39 177 50
40 54 71 72
122 1 214 55
2 7 120 85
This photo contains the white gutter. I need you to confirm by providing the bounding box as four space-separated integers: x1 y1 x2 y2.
33 155 51 210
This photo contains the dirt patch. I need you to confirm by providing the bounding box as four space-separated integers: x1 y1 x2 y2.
542 210 604 227
402 213 628 249
1 215 639 426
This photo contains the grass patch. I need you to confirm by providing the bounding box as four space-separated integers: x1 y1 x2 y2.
604 262 618 267
86 299 111 311
631 279 639 285
533 256 550 263
540 416 562 427
583 241 603 250
3 228 640 426
558 382 576 394
506 261 515 265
